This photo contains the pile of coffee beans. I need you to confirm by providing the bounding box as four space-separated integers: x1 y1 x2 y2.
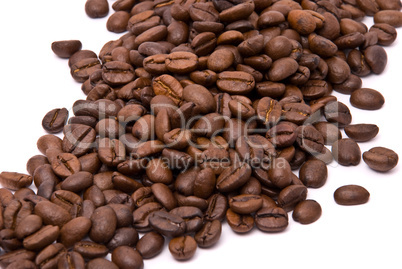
0 0 401 268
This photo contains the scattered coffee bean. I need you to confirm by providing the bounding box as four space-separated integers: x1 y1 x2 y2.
334 185 370 205
363 147 399 172
292 200 322 224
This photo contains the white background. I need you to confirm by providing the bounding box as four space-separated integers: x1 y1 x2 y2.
0 1 401 268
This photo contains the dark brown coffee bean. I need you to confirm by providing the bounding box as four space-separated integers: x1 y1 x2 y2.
26 155 49 176
216 162 252 192
98 138 126 167
149 210 186 237
136 231 165 259
229 194 262 214
296 125 324 154
151 183 177 211
313 122 342 145
0 249 35 266
334 185 370 205
374 10 402 27
0 172 33 191
133 202 164 232
182 84 216 114
146 158 173 185
165 51 198 74
14 214 42 240
226 208 254 233
267 158 293 189
0 229 22 252
73 240 109 259
51 152 81 179
50 190 83 215
89 206 117 243
254 206 288 232
287 10 317 35
60 171 93 193
59 217 92 248
292 199 322 224
5 259 37 269
194 219 222 248
332 138 362 166
85 0 109 18
363 147 399 172
370 23 397 46
299 159 328 188
23 225 59 251
204 193 228 222
308 34 338 58
268 57 299 81
34 201 72 227
344 124 379 142
57 251 86 269
102 61 135 86
52 40 82 58
35 243 66 269
282 103 312 125
87 258 119 269
168 235 197 261
364 45 388 74
217 71 255 95
111 246 144 269
277 185 308 212
107 227 139 250
324 101 352 127
71 57 102 83
42 108 69 133
350 88 385 110
107 11 130 33
152 74 183 105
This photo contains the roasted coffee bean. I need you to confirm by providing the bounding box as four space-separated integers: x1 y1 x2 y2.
42 108 69 133
0 249 36 266
87 258 119 269
14 214 42 240
34 201 72 228
23 225 60 251
299 159 328 188
51 152 81 179
226 208 254 233
71 57 102 83
217 71 255 95
51 40 82 58
5 259 37 269
85 0 109 18
194 219 222 248
0 172 33 191
313 122 342 145
35 243 66 269
363 147 399 172
334 185 370 205
57 251 86 269
350 88 385 110
374 10 402 27
61 171 93 193
111 246 144 269
0 229 22 251
268 57 299 81
169 235 197 261
370 23 397 46
296 125 324 154
102 61 135 86
98 137 126 167
254 206 288 232
344 124 379 142
73 240 109 259
59 217 92 248
133 202 164 232
107 227 139 250
216 162 252 192
151 183 177 211
50 190 83 215
277 185 308 212
332 138 362 166
136 231 165 259
107 11 131 33
292 200 322 224
149 210 186 237
204 193 228 222
324 101 352 127
229 194 262 214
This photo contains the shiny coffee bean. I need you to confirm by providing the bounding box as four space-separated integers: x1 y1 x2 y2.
363 147 399 172
334 185 370 205
292 200 322 224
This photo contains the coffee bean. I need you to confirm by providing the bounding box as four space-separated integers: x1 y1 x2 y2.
350 88 385 110
194 219 222 248
34 201 72 227
148 210 186 237
5 260 37 269
216 162 252 192
299 159 328 188
111 246 144 269
225 208 254 233
14 214 42 240
168 235 197 261
22 225 59 251
59 217 92 248
370 23 397 46
374 10 402 27
35 243 66 269
86 258 119 269
51 152 81 179
277 185 308 212
324 101 352 127
52 40 82 58
332 138 361 166
229 194 262 214
85 0 109 18
292 200 322 224
136 231 165 259
363 147 399 172
334 185 370 205
204 193 228 222
107 227 139 250
344 124 379 142
73 240 109 259
0 172 33 191
216 71 255 95
57 251 86 269
254 206 288 232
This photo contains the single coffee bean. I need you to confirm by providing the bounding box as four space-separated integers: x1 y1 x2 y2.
344 124 379 142
324 101 352 127
73 240 109 259
133 202 164 232
0 172 33 191
254 206 288 232
14 214 42 240
107 227 139 250
194 220 222 248
332 138 361 166
136 231 165 259
111 246 144 269
216 71 255 95
204 193 228 222
59 217 92 248
370 23 397 46
51 40 82 58
363 147 399 172
23 225 60 251
34 201 72 227
107 11 131 33
334 185 370 205
299 159 328 188
35 243 66 269
216 162 252 192
350 88 385 110
50 190 83 215
85 0 109 18
292 200 322 224
0 229 22 252
169 235 197 261
5 259 36 269
374 10 402 27
295 125 325 154
51 152 81 179
226 208 254 233
148 210 186 237
86 258 119 269
229 194 263 214
60 171 93 193
165 51 198 74
57 251 86 269
277 185 308 212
